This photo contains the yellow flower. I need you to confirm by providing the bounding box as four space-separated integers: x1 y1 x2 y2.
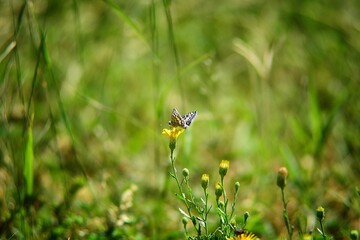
219 160 230 177
302 233 313 240
162 127 185 141
162 127 185 151
201 174 209 190
228 231 259 240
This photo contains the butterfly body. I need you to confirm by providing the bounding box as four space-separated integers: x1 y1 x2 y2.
169 108 197 129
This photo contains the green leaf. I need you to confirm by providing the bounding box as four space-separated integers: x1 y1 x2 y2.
24 113 34 196
309 82 322 153
179 208 190 218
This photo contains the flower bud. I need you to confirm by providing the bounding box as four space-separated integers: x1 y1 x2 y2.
277 167 288 190
316 206 325 221
234 181 240 193
243 211 250 224
350 230 359 240
215 182 223 199
182 217 188 227
219 160 230 178
201 174 209 190
182 168 189 178
302 234 312 240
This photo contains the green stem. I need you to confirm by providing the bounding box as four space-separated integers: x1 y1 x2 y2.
281 188 293 240
319 219 326 240
221 176 228 221
170 149 189 210
229 187 239 221
170 149 183 197
169 148 201 236
203 188 209 236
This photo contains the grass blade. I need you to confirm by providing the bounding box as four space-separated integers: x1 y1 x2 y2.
0 41 16 63
308 82 321 155
24 113 34 196
104 0 150 49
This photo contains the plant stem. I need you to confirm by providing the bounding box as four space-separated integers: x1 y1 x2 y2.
203 188 209 236
229 186 239 221
319 219 326 240
281 188 293 240
221 176 229 223
169 149 200 236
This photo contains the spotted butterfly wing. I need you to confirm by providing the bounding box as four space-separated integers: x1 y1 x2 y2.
169 108 197 129
169 108 186 128
182 111 197 128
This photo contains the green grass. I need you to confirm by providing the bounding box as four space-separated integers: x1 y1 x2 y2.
1 0 359 239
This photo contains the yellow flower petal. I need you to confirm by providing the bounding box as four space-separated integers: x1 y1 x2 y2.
237 232 259 240
228 231 259 240
162 127 185 141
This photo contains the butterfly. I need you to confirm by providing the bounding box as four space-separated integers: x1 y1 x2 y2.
169 108 197 129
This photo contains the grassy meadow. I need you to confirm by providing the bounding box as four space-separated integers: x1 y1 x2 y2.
1 0 359 239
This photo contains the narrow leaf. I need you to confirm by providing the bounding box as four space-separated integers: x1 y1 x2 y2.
0 41 16 63
178 208 190 218
24 113 34 195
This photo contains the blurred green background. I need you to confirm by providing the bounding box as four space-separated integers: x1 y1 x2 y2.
1 0 359 239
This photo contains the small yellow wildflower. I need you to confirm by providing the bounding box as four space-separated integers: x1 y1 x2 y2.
201 174 209 190
162 126 185 151
219 160 230 177
228 231 259 240
302 233 313 240
162 127 185 140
